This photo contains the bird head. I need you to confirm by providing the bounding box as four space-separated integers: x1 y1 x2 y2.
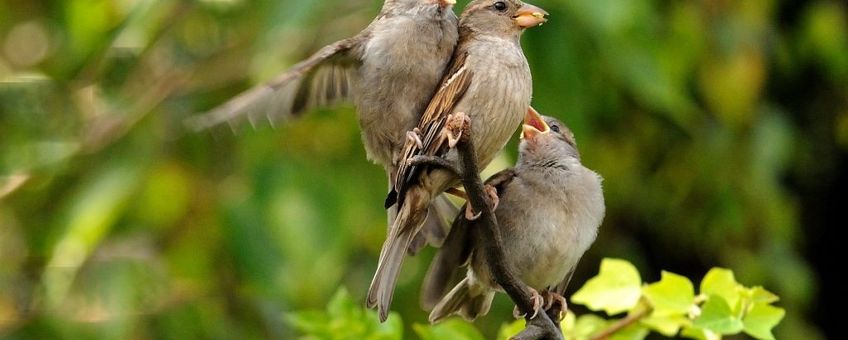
460 0 548 35
520 107 580 161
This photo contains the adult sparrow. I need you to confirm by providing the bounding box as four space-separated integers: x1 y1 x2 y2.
427 108 605 323
184 0 460 254
185 0 458 175
367 0 548 322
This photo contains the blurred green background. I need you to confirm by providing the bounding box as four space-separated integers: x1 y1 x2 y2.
1 0 844 338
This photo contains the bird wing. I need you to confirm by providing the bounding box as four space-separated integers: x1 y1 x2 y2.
419 168 516 309
184 37 363 132
387 50 473 206
552 260 580 295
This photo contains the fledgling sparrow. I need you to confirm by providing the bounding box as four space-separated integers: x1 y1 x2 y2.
427 108 605 323
368 0 548 322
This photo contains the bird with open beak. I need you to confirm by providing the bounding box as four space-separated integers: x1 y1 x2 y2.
424 107 606 323
368 0 549 322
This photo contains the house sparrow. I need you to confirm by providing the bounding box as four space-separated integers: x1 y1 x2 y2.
427 108 605 323
184 0 460 253
367 0 548 322
184 0 458 175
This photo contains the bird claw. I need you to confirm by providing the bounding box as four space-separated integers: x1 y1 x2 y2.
463 184 498 221
544 292 568 321
407 128 424 149
465 204 482 220
512 287 544 320
444 112 471 148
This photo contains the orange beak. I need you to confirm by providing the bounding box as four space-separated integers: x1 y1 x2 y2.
514 3 548 28
438 0 456 7
520 106 549 139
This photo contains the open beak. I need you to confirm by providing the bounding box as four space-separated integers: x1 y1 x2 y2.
520 106 549 139
514 3 548 28
438 0 456 8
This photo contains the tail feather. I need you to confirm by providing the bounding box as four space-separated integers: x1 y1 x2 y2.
408 194 458 255
421 209 471 310
429 277 494 323
368 187 431 322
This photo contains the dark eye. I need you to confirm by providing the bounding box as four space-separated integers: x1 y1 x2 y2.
550 124 560 133
493 1 507 11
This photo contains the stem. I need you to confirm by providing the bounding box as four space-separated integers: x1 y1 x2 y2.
589 305 652 340
454 123 562 340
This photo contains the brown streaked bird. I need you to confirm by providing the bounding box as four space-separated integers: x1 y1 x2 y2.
426 108 605 323
184 0 461 253
367 0 548 322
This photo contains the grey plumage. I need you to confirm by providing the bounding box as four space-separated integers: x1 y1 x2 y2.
185 0 458 173
368 0 549 322
427 110 605 323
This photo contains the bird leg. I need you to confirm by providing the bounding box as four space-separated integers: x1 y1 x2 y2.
445 187 467 199
407 127 424 149
543 291 568 322
443 112 471 148
407 155 461 176
464 184 499 221
512 287 544 320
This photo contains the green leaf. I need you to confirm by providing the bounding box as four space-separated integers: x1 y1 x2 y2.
496 319 525 340
748 286 780 304
700 268 741 309
641 314 689 336
681 326 721 340
572 314 609 339
693 295 744 334
743 303 785 340
643 271 695 316
413 319 485 340
572 258 642 315
609 323 650 340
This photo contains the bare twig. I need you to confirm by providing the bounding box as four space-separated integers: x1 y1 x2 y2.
589 304 651 340
451 121 563 340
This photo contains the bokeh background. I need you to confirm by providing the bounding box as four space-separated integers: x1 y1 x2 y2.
1 0 844 338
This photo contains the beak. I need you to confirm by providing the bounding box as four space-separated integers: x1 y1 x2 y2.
520 106 549 140
514 3 548 28
438 0 456 7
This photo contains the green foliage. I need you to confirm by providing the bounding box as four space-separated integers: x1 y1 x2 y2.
564 258 785 340
286 288 403 340
0 0 837 338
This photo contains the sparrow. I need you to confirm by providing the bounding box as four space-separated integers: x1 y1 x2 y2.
183 0 461 253
367 0 549 322
426 108 606 323
184 0 458 175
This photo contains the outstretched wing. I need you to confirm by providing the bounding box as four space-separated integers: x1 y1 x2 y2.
184 37 363 132
386 50 473 207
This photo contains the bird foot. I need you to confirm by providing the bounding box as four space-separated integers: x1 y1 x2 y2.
407 155 461 176
444 112 471 148
512 287 544 320
544 292 568 321
407 128 424 149
464 184 499 220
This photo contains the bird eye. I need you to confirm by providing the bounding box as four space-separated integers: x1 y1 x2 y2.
493 1 507 11
550 125 560 133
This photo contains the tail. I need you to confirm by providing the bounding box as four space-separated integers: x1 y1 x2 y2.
407 194 458 255
429 277 495 323
421 208 471 310
368 186 431 322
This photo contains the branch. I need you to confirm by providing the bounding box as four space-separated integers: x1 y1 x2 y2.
588 304 651 340
452 120 563 340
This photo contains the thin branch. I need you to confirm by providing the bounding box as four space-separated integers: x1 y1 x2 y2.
452 120 562 340
589 305 652 340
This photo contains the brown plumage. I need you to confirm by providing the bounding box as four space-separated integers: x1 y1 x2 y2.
426 109 605 323
367 0 549 322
